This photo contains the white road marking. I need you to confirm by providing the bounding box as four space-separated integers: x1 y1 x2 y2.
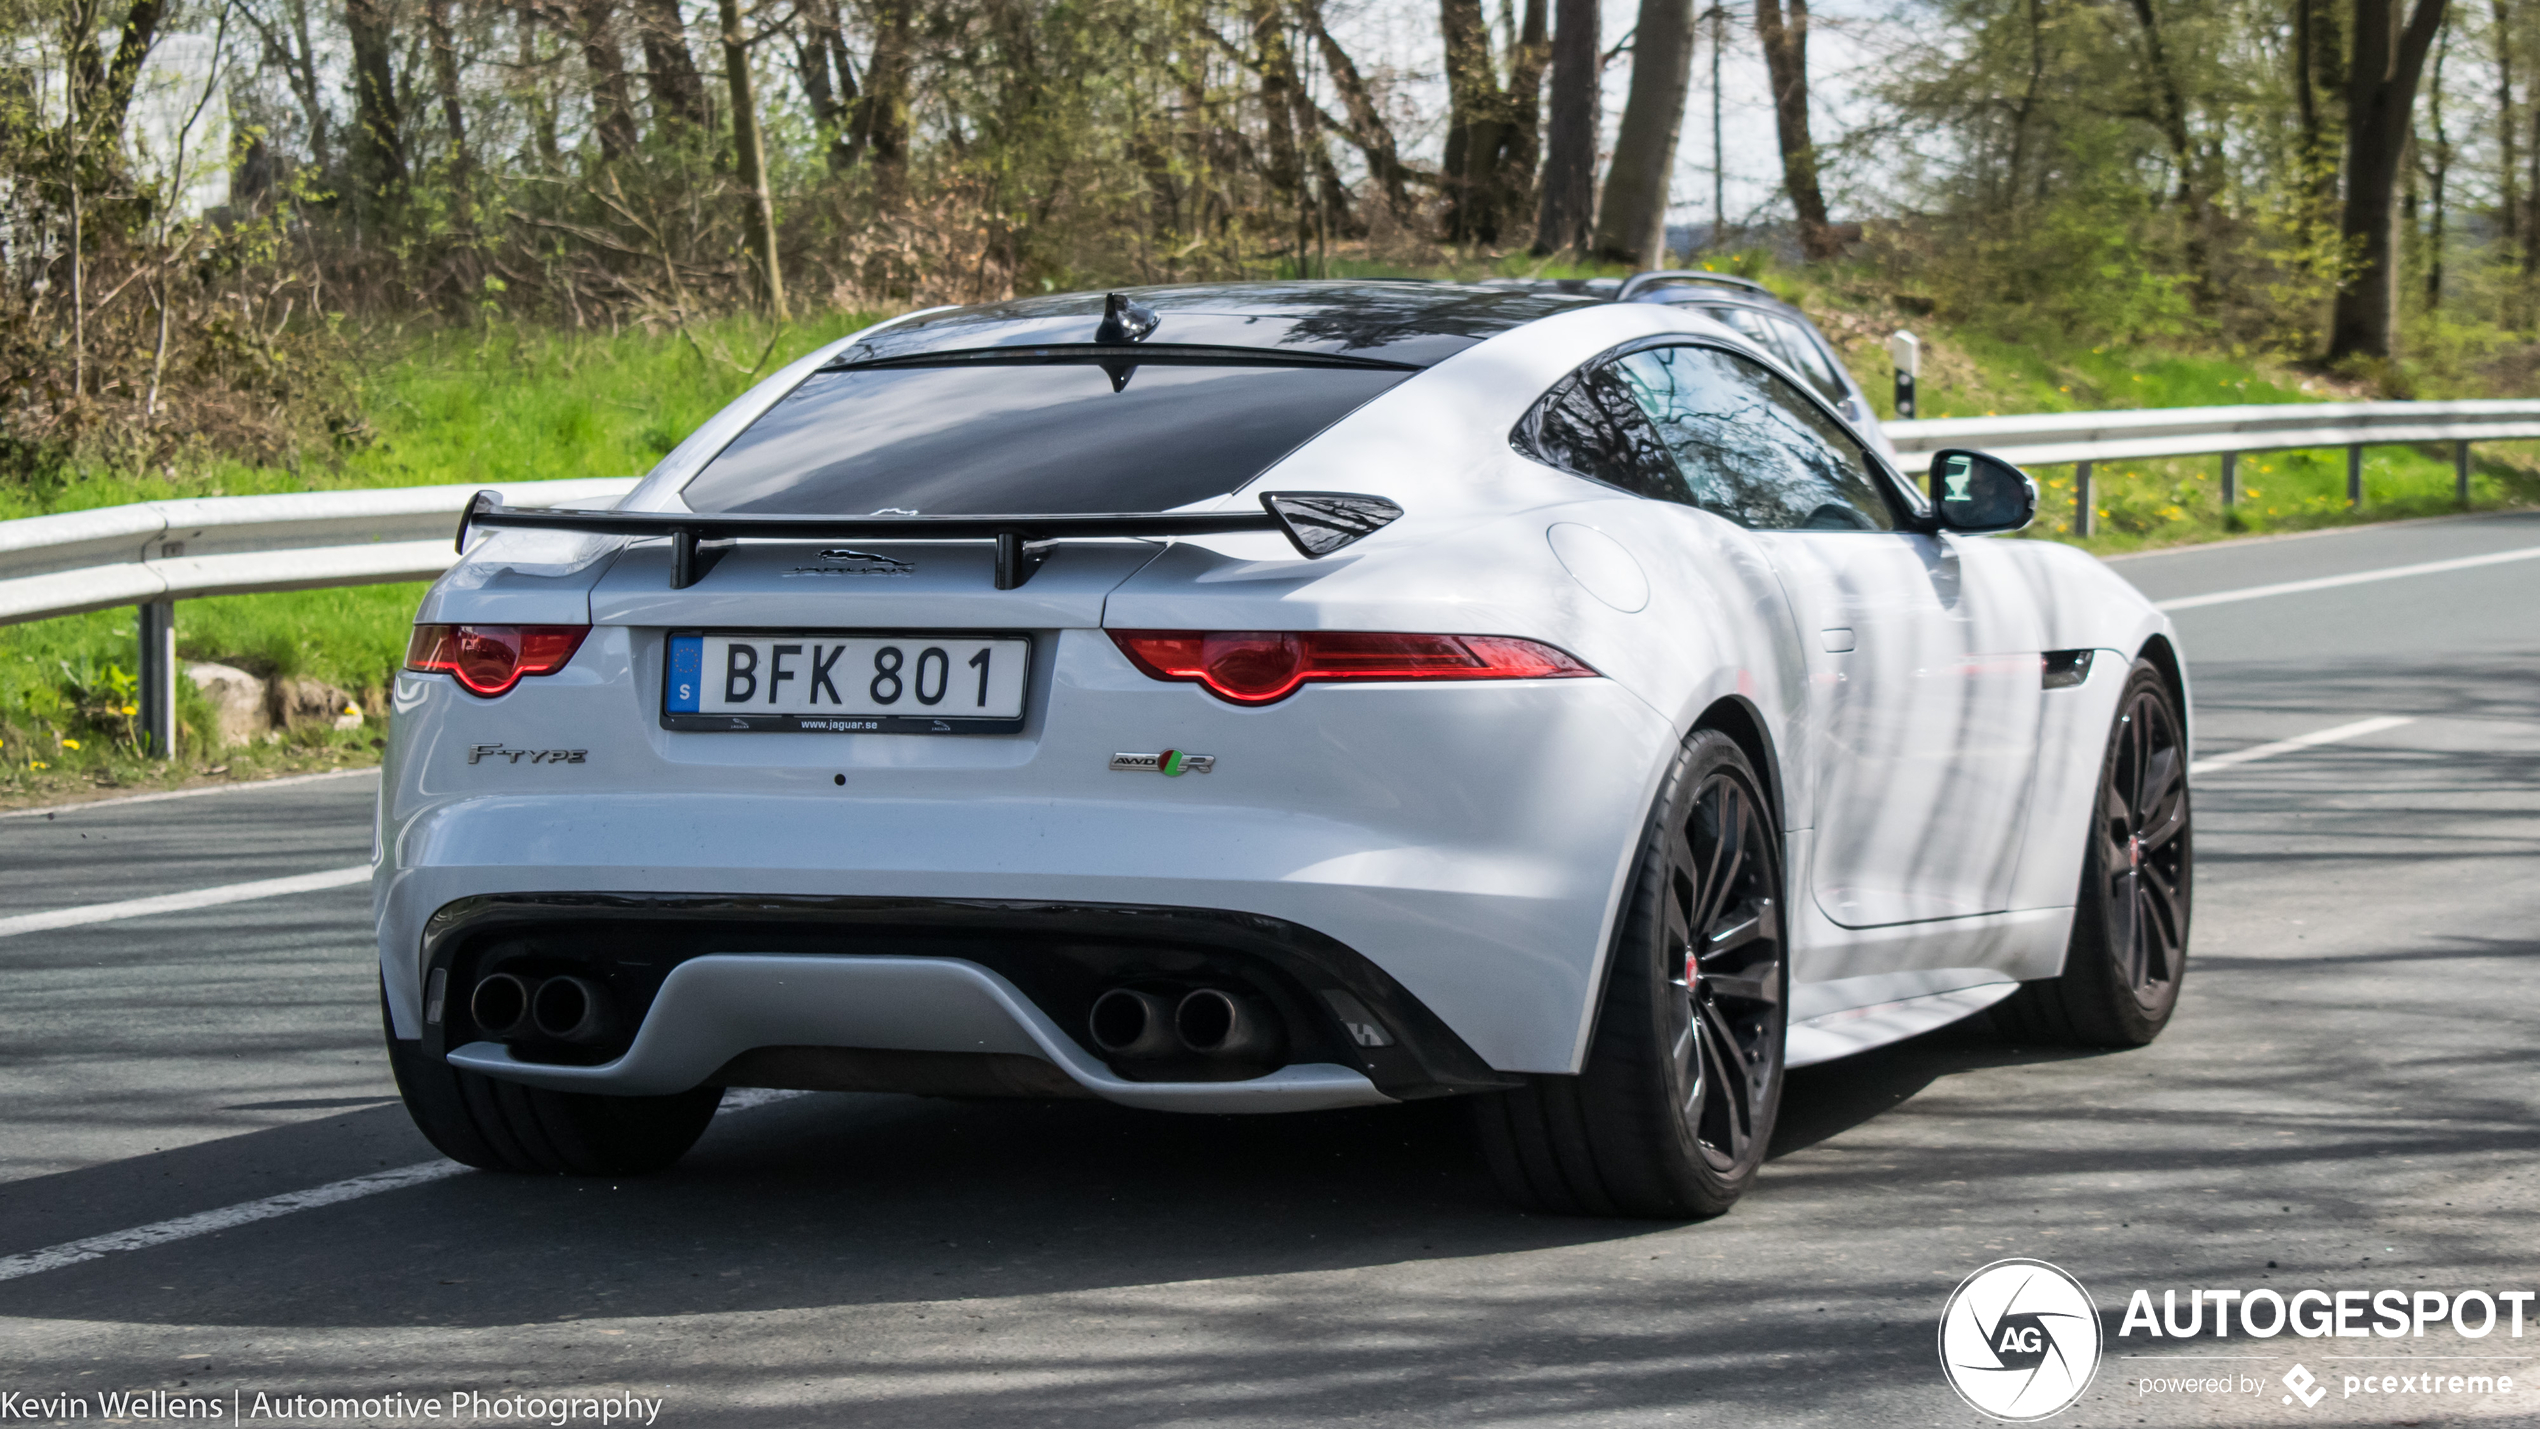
2190 716 2415 775
0 865 373 939
0 1089 807 1283
2155 546 2540 610
0 766 378 820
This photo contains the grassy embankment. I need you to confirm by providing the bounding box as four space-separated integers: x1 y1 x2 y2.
0 312 873 803
3 281 2534 806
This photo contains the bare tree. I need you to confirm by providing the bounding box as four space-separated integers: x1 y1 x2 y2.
1532 0 1597 254
1299 0 1421 226
1753 0 1834 260
567 0 642 161
2326 0 2448 361
717 0 783 314
635 0 710 130
343 0 408 199
1594 0 1695 265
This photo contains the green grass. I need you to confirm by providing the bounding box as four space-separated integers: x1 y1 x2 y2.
1 311 879 802
3 289 2534 805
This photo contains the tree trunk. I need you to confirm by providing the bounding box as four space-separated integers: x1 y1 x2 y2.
423 0 472 223
1594 0 1695 264
1301 0 1419 227
570 0 642 161
343 0 408 201
1440 0 1506 242
1251 0 1306 248
1499 0 1550 227
794 0 859 169
2424 20 2450 308
2295 0 2345 223
634 0 711 131
1753 0 1835 261
2326 0 2448 362
855 0 914 199
1533 0 1597 254
2498 0 2518 246
2124 0 2212 298
718 0 784 316
95 0 166 140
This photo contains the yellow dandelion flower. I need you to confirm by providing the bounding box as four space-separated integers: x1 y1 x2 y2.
29 760 48 770
61 738 79 750
121 704 137 716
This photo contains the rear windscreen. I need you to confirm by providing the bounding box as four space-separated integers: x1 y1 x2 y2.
678 361 1413 515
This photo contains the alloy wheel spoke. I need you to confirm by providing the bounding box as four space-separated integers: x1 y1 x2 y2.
1698 1000 1752 1155
1700 957 1781 1007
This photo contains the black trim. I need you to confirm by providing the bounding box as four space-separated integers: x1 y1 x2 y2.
817 343 1421 374
416 893 1518 1100
455 489 1400 590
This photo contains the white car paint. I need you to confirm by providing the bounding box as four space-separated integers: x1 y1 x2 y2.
376 291 2184 1110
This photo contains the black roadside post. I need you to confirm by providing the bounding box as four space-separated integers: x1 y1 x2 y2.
138 598 176 759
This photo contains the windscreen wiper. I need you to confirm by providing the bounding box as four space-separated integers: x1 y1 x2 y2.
455 491 1405 590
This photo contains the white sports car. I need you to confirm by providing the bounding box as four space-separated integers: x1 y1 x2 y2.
377 282 2191 1217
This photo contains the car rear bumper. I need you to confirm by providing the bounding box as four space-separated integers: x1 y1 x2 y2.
444 953 1397 1112
377 636 1682 1080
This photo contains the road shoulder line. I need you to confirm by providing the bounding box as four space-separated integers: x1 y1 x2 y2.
0 864 373 939
2191 716 2415 775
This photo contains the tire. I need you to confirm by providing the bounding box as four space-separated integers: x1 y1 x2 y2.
1993 658 2191 1048
1469 729 1787 1219
383 987 722 1175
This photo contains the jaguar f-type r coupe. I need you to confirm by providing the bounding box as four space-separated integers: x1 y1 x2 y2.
378 282 2192 1218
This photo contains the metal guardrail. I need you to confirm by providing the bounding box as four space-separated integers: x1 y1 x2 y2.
1886 398 2540 537
3 397 2536 758
1 477 637 756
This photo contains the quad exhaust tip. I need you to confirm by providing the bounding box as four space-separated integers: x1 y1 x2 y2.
469 972 532 1039
469 971 619 1046
531 975 618 1045
1088 985 1281 1063
1088 988 1180 1059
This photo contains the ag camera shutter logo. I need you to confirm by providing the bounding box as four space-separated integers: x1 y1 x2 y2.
1939 1259 2103 1420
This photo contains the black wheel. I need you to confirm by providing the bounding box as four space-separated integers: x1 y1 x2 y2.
1470 729 1786 1218
383 988 722 1175
1994 658 2191 1047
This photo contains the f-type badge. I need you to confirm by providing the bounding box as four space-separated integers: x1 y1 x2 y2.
1110 750 1214 776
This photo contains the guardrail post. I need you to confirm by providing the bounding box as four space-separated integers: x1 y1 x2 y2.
2072 461 2094 537
1889 331 1919 419
2220 452 2238 508
2456 440 2472 506
138 599 176 760
2347 445 2364 509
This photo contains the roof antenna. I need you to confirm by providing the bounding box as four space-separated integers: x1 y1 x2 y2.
1095 292 1159 345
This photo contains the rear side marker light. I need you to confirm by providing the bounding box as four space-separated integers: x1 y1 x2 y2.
405 624 591 697
1109 630 1596 706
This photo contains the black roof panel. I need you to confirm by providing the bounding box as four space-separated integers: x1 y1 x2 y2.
832 281 1600 370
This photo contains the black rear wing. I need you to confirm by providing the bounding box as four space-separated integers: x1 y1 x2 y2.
456 490 1404 589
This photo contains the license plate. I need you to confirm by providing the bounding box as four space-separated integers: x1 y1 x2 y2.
662 632 1031 733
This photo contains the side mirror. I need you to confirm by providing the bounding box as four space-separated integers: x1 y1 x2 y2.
1928 449 2037 534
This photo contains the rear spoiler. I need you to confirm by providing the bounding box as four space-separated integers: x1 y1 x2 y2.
455 490 1404 589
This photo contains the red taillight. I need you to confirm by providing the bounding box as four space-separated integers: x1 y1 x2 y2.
1109 630 1596 705
404 624 590 697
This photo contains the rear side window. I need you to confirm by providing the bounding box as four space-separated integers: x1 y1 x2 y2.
1520 362 1691 504
680 361 1412 515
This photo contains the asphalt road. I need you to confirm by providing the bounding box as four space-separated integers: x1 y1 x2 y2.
4 512 2537 1427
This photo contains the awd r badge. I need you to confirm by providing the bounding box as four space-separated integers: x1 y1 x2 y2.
1110 750 1214 777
